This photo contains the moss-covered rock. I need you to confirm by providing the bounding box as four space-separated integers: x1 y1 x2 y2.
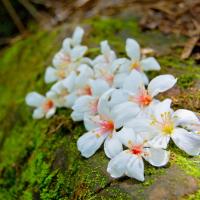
0 16 199 200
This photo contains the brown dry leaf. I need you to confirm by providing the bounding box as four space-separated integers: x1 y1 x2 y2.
181 36 199 60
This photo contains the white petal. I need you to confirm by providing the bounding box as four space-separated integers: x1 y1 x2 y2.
71 111 83 121
71 46 87 61
108 89 128 107
50 81 64 94
65 92 77 108
111 102 140 128
46 107 56 119
107 151 131 178
89 79 110 97
148 74 177 97
62 38 71 53
72 26 84 46
125 118 156 140
77 130 107 158
126 155 144 181
123 70 144 94
140 57 160 71
104 135 123 158
113 73 128 88
140 72 149 85
171 128 200 156
97 89 114 120
44 67 58 83
32 108 44 119
62 71 76 92
173 109 200 126
154 99 173 122
71 96 94 121
143 148 170 167
126 38 140 60
25 92 45 107
148 134 170 149
117 127 144 147
83 115 99 131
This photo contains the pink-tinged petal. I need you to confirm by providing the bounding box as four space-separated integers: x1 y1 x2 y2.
126 38 140 60
117 127 143 148
72 26 84 46
107 151 132 178
45 67 58 83
45 107 56 119
149 134 170 149
126 155 144 181
140 57 160 71
77 130 107 158
173 109 200 126
148 74 177 97
111 102 140 128
83 115 100 131
171 128 200 156
104 135 123 158
123 70 144 94
25 92 45 107
32 108 44 119
89 79 110 97
143 148 170 167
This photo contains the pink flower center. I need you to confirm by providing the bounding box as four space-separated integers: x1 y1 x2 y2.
129 87 152 107
43 99 54 112
138 92 152 106
99 120 114 134
131 144 143 155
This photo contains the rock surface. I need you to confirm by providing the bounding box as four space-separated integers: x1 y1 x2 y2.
0 12 200 200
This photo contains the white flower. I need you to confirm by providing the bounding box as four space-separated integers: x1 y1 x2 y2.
45 27 88 84
111 70 177 127
116 38 160 84
140 99 200 156
25 92 56 119
62 26 84 48
93 41 124 86
46 72 76 108
107 127 169 181
71 79 110 121
77 89 125 158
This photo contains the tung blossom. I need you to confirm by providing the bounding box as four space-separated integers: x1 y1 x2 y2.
45 27 88 83
116 38 160 84
111 70 177 127
137 99 200 156
71 79 110 121
25 92 56 119
107 127 169 181
77 89 125 158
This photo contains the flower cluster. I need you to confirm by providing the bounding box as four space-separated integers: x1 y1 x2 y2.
26 27 200 182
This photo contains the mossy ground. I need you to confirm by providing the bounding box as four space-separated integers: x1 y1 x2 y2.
0 16 199 200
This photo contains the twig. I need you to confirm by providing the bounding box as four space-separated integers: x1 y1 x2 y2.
1 0 25 33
